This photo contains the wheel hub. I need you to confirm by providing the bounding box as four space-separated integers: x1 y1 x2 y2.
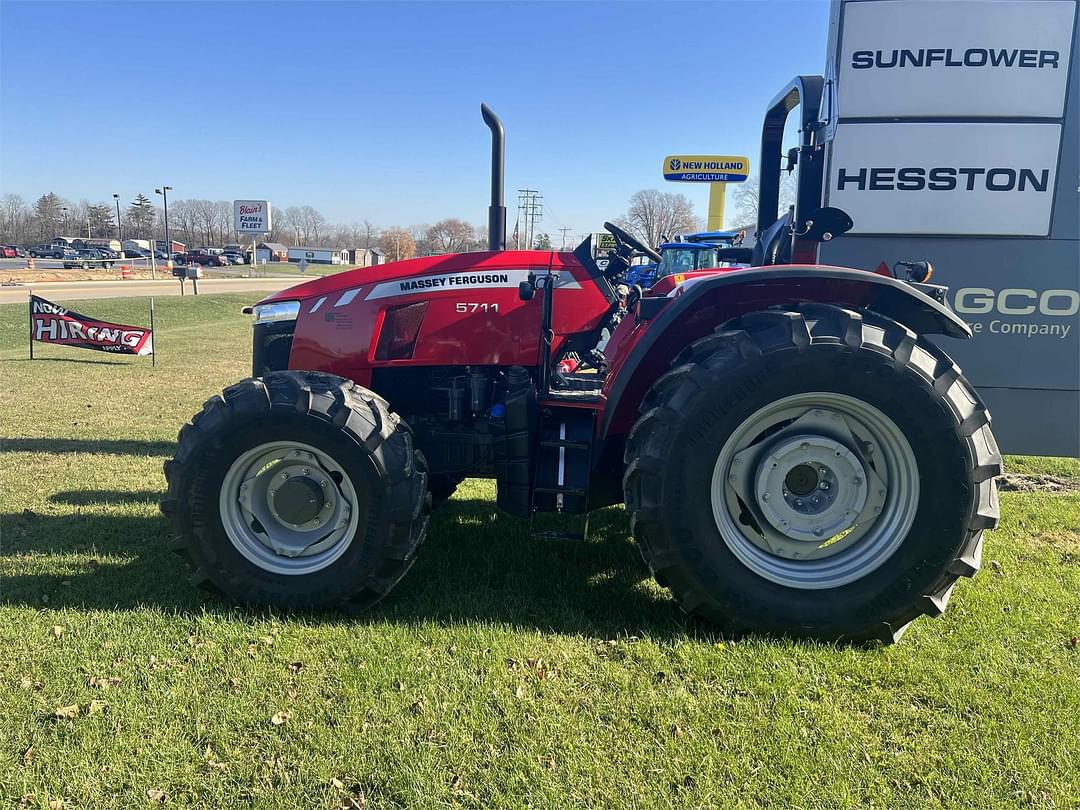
715 397 915 588
270 475 326 526
753 433 869 543
219 442 360 575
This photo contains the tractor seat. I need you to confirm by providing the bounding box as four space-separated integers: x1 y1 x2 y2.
751 211 793 267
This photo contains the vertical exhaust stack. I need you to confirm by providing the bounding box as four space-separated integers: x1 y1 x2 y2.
481 103 506 251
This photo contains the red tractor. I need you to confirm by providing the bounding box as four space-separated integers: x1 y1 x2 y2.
162 77 1000 642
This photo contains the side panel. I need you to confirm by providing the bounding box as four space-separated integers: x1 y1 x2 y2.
819 0 1080 456
286 249 614 384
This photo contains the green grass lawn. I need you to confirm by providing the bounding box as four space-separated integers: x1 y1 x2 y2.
1 296 1078 808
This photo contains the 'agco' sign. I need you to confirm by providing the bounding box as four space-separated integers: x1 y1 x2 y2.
663 155 750 183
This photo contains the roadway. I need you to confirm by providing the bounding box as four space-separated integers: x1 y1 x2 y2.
0 276 304 304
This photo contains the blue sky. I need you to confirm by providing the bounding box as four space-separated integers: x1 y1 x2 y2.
0 0 830 236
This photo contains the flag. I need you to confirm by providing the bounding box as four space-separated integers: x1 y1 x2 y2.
30 295 154 356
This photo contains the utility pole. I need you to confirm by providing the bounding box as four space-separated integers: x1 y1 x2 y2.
516 189 542 249
558 227 573 250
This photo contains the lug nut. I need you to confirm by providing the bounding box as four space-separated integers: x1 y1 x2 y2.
301 468 310 476
820 481 830 491
853 477 862 486
762 493 770 502
280 472 288 480
813 528 823 537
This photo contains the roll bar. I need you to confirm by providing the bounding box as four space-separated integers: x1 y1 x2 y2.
757 75 826 259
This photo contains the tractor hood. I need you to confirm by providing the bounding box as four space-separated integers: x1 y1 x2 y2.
255 249 554 306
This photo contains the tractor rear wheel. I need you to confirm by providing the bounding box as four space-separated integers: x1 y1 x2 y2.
623 305 1000 643
161 371 429 610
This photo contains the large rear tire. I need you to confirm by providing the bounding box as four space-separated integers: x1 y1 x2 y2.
161 371 429 610
623 305 1000 643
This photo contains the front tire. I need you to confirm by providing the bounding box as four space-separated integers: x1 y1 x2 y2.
161 372 429 610
623 305 1000 643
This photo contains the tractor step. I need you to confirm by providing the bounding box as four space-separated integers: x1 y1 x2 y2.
529 407 595 542
534 485 587 497
539 439 591 451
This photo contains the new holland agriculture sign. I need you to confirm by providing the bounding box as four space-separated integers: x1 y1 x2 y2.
663 155 750 183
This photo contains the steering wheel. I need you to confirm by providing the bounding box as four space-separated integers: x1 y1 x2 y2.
603 221 662 264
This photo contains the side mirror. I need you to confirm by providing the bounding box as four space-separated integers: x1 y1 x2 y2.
518 280 535 301
894 259 934 283
798 207 853 242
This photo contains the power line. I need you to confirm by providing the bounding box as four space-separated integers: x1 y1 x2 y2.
516 189 542 249
558 227 573 250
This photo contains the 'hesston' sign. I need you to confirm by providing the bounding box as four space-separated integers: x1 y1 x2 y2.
30 295 154 357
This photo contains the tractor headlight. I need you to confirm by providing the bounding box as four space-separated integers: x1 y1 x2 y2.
252 300 300 325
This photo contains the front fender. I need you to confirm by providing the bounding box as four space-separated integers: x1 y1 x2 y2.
599 266 970 443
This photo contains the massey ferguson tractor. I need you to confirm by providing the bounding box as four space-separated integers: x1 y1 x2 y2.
161 77 1001 643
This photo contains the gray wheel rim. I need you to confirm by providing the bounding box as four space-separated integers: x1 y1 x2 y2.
710 392 919 590
219 440 361 575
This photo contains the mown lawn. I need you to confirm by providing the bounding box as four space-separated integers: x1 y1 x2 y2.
1 295 1078 809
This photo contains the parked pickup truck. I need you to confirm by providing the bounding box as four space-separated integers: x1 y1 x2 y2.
63 249 116 269
178 251 228 267
29 244 67 259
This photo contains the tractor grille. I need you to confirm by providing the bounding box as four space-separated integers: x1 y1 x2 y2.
252 321 294 377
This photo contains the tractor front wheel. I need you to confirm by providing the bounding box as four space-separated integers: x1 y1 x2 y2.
161 371 429 610
623 305 1000 643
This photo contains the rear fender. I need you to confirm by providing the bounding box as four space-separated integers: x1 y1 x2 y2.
599 266 970 443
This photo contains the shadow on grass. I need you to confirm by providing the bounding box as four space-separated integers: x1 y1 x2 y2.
49 490 162 505
0 437 175 456
1 356 127 365
0 497 689 639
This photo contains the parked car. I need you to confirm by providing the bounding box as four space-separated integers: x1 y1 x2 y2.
223 251 248 265
177 252 225 266
29 244 65 259
124 248 149 258
1 245 17 258
93 247 120 259
63 249 115 269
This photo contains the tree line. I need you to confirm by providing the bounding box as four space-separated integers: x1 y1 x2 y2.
0 184 791 257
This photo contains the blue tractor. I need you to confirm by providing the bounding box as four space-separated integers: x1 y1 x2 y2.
625 229 745 288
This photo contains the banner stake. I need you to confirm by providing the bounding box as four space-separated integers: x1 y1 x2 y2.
150 297 156 367
28 287 34 360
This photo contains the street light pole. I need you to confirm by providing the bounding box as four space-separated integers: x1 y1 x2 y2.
155 186 172 274
113 194 123 243
61 206 68 237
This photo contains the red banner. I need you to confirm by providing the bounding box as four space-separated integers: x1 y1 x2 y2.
31 295 154 356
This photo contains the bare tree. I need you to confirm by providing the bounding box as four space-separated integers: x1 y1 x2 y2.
731 173 798 233
0 194 28 243
617 189 700 248
378 226 416 261
299 206 325 245
283 206 305 246
358 220 379 250
190 199 219 246
426 218 475 254
168 199 200 249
